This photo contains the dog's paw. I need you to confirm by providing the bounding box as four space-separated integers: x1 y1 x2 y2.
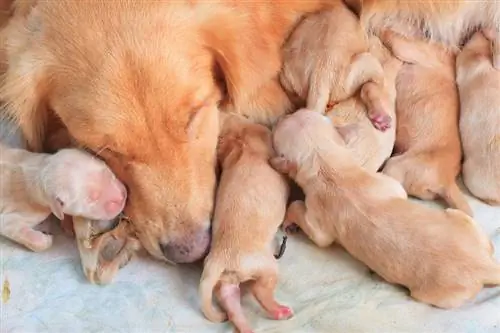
369 112 392 132
271 305 294 320
282 220 300 234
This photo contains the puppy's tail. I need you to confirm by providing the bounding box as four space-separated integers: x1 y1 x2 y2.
199 265 227 323
441 182 473 217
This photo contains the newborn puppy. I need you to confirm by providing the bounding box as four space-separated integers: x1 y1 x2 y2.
280 3 391 130
0 145 127 251
380 30 472 216
456 31 500 205
271 109 500 309
200 114 290 333
326 35 402 172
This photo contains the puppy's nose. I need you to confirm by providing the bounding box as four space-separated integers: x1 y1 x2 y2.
160 227 211 263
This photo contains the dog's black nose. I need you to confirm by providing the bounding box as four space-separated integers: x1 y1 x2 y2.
159 228 211 263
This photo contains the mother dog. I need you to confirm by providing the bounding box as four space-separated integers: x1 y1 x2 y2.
0 0 498 264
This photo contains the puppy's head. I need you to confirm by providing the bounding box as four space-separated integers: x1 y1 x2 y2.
456 31 493 81
1 3 281 263
272 109 335 166
43 149 127 221
218 115 273 168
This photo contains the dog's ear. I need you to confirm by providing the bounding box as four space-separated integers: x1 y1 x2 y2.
202 13 281 108
0 17 49 152
49 197 65 220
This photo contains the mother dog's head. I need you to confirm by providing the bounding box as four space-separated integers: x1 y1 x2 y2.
1 1 281 263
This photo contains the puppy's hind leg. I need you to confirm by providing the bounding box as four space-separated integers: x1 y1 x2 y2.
251 265 293 321
216 283 254 333
285 200 336 248
440 182 473 217
359 81 392 132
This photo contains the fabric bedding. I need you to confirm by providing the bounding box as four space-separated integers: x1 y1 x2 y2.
1 192 499 333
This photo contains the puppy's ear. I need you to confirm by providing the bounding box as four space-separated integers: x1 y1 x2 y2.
270 156 297 177
49 197 65 220
0 17 49 152
202 13 281 108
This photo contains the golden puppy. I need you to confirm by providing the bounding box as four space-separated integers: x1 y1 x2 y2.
271 109 500 310
280 3 392 131
200 115 290 333
379 30 472 216
456 31 500 205
326 35 402 172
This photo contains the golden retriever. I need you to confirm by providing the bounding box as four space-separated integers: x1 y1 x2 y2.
200 114 290 333
0 0 495 263
271 109 500 309
380 30 472 216
280 2 391 131
456 31 500 205
326 35 401 171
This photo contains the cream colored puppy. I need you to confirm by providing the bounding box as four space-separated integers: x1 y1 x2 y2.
280 4 391 131
271 109 500 309
456 31 500 205
379 30 472 216
326 35 402 172
0 145 127 251
200 115 290 333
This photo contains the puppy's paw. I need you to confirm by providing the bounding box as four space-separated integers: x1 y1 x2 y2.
282 220 300 234
369 112 392 132
271 305 294 320
21 227 53 252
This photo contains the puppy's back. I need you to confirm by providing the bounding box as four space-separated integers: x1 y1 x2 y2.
214 122 289 252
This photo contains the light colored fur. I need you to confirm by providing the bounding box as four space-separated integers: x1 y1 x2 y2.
1 0 494 263
326 35 401 172
456 31 500 205
271 109 500 310
0 146 126 251
380 30 472 216
280 3 390 131
200 115 290 333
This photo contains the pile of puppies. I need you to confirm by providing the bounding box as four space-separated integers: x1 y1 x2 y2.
198 6 500 333
1 2 500 333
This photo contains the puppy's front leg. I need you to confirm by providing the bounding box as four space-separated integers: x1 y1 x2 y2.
0 213 53 252
285 200 335 248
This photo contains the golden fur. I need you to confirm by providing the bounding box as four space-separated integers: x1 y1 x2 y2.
456 31 500 205
326 35 401 171
0 0 495 262
280 3 392 131
199 115 290 333
380 30 472 216
271 109 500 309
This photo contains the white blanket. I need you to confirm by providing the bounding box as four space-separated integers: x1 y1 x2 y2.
1 192 499 333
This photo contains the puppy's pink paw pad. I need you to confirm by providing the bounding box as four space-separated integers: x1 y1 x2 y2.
271 306 294 320
369 113 392 132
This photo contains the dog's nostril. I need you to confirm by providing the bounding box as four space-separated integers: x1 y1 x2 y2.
159 228 211 264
